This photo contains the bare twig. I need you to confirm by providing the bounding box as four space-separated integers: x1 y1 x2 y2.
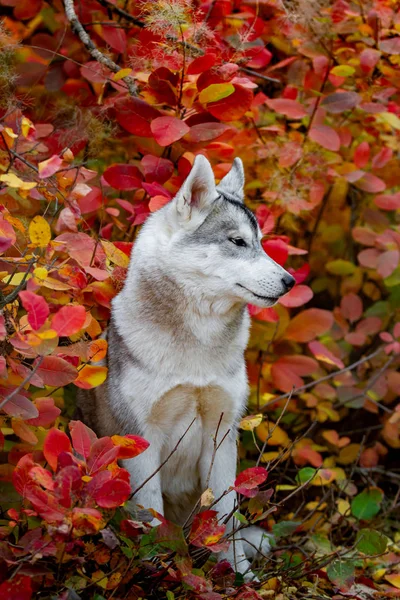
130 417 196 499
95 0 144 27
260 347 383 411
0 357 44 412
63 0 136 95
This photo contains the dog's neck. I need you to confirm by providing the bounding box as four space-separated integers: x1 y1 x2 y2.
114 265 247 348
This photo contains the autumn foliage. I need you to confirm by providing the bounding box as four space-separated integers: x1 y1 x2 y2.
1 0 400 598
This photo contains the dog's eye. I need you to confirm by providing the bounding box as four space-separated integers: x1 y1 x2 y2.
229 237 247 247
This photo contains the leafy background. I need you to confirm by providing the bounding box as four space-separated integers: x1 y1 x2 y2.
0 0 400 598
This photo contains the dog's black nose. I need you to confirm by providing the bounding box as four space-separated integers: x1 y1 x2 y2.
282 273 295 291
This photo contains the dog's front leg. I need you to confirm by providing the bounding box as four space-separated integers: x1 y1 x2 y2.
122 428 164 524
200 430 251 577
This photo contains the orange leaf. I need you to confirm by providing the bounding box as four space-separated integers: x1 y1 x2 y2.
74 365 108 389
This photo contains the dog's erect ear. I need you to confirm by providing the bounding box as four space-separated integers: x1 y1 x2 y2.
175 155 216 221
217 157 245 202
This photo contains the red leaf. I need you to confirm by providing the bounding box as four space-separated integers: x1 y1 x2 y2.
380 37 400 54
14 0 42 20
286 309 334 342
87 437 120 474
234 467 268 497
356 172 386 193
103 164 142 190
377 249 399 278
150 116 190 146
308 341 344 369
1 389 39 419
19 291 49 330
69 420 97 459
309 125 340 151
93 478 131 508
278 141 302 167
78 186 103 214
36 356 78 386
0 575 32 600
207 84 253 121
375 192 400 210
372 147 392 169
279 284 313 307
360 48 381 73
341 293 363 322
52 305 86 337
27 397 61 426
271 355 318 392
0 217 16 253
12 453 35 497
354 141 370 168
38 155 63 179
115 97 161 137
262 238 288 265
184 123 231 143
71 507 104 534
141 155 174 184
99 24 127 53
189 510 227 550
265 98 306 119
320 91 360 113
187 53 217 74
43 428 72 471
111 434 150 459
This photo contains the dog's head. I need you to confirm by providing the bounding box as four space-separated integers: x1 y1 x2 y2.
155 155 295 308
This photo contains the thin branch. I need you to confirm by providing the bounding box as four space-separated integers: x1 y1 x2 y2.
95 0 144 27
260 347 383 411
0 357 44 412
130 417 196 499
63 0 136 95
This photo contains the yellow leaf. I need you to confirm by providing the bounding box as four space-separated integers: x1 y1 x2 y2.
275 484 297 491
75 365 108 389
82 475 92 483
337 443 361 465
239 413 263 431
260 451 280 462
21 117 35 138
2 272 32 286
256 421 290 446
378 112 400 130
37 329 58 340
101 240 129 267
385 574 400 589
0 173 37 190
29 216 51 247
92 570 108 589
41 276 71 291
336 499 350 516
113 68 132 81
4 127 17 139
33 267 48 284
372 568 386 581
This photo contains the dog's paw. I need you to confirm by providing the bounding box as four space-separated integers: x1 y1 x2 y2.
241 526 273 561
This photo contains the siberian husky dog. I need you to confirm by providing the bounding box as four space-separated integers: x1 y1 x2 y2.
78 155 295 577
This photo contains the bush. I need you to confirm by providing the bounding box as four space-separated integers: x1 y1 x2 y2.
0 1 399 598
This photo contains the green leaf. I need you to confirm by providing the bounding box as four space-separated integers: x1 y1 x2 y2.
327 559 355 590
356 529 387 555
199 83 235 104
351 488 384 520
326 259 356 276
296 467 316 484
272 520 301 538
330 65 355 77
365 301 390 318
233 511 249 525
